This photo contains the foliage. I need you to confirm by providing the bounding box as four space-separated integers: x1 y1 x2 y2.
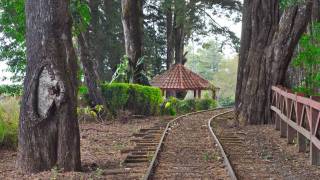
99 83 163 116
292 23 320 96
219 97 235 107
162 97 217 116
0 0 26 82
0 84 23 96
127 83 162 115
280 0 303 9
159 0 242 51
186 40 223 81
213 57 238 106
0 97 19 148
186 41 237 106
111 56 150 85
70 0 91 36
196 98 217 110
111 56 130 84
163 101 177 116
0 0 92 82
77 105 104 122
101 83 130 115
144 1 167 77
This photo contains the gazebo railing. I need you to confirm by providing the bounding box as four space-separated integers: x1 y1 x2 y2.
271 86 320 165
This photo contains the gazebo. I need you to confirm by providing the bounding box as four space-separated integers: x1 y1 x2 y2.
150 64 219 99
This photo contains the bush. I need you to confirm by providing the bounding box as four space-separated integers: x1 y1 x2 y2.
177 99 196 113
162 97 217 116
219 97 235 107
101 83 130 115
0 85 23 96
0 97 19 148
196 98 217 111
100 83 163 116
163 101 176 116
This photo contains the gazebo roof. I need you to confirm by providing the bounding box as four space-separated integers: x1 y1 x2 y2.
150 64 212 90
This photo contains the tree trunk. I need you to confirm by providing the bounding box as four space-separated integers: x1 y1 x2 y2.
89 0 107 81
121 0 145 84
236 0 312 124
173 0 186 65
174 25 185 64
312 0 320 22
166 0 174 70
18 0 81 173
103 0 124 80
235 0 252 109
78 32 105 108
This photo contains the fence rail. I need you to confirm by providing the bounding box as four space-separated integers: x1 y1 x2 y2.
271 86 320 165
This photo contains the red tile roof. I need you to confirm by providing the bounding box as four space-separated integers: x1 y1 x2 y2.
150 64 211 90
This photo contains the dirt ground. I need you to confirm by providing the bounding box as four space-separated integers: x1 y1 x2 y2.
0 116 167 180
212 112 320 180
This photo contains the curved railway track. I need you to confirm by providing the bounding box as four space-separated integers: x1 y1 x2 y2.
144 108 236 180
210 112 281 179
115 108 320 179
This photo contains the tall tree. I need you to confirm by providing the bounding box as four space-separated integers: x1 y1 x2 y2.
160 0 241 66
165 0 174 69
78 32 105 108
121 0 146 84
17 0 81 172
236 0 313 124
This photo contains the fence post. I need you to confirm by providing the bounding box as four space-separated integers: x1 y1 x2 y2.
311 141 320 165
287 125 296 144
275 115 280 130
280 119 287 138
310 96 320 165
297 133 307 152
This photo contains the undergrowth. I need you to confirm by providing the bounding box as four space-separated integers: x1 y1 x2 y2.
0 97 19 149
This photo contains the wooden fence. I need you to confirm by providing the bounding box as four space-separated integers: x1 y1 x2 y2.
271 86 320 165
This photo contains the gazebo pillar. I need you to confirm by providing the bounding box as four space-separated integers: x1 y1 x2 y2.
162 89 166 98
194 90 197 98
198 89 201 99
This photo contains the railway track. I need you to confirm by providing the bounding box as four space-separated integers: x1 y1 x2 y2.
210 112 281 179
144 108 235 180
105 108 320 179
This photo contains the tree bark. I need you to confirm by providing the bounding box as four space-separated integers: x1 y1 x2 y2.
17 0 81 173
78 32 105 108
173 0 186 65
166 0 174 69
103 0 124 80
174 24 185 64
89 0 107 81
121 0 145 84
235 0 252 109
236 0 312 124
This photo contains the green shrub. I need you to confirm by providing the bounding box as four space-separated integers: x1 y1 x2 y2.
219 97 235 107
0 97 19 148
196 98 217 111
176 99 196 113
101 83 130 115
0 85 23 96
163 101 176 116
100 83 163 116
127 84 163 115
162 97 217 116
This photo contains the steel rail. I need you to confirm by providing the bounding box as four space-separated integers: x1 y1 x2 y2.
208 109 237 180
143 107 234 180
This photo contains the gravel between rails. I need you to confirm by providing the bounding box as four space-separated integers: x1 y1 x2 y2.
151 109 232 180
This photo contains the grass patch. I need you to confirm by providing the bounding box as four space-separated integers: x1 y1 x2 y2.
0 97 19 149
